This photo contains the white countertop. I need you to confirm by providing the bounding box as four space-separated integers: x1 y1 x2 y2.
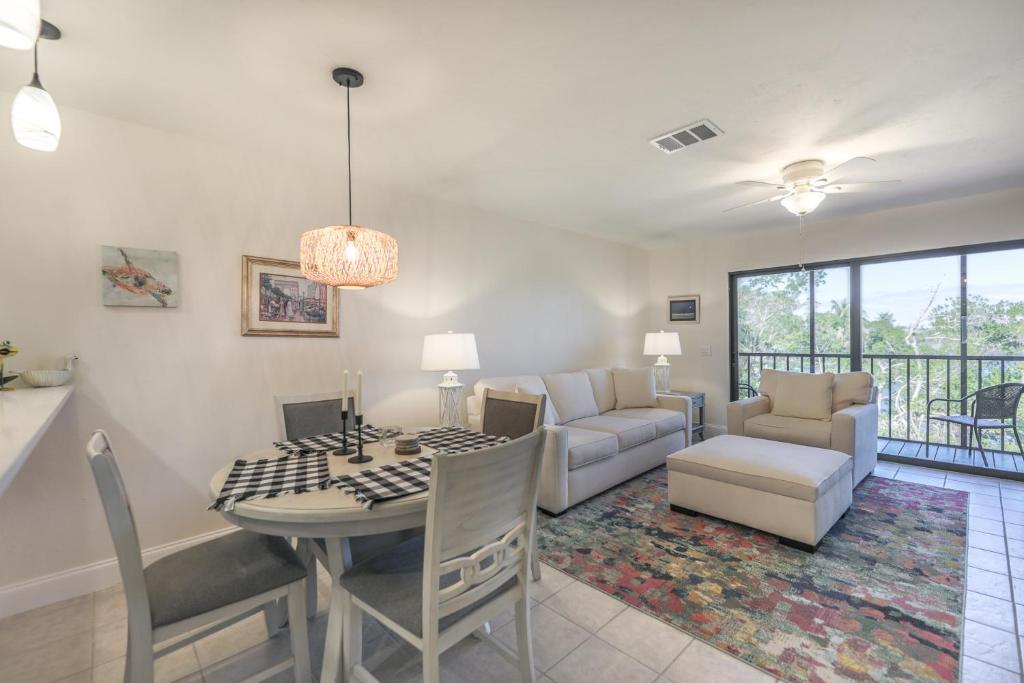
0 385 74 497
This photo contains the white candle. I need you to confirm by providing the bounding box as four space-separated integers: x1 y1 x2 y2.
342 369 349 413
356 370 363 415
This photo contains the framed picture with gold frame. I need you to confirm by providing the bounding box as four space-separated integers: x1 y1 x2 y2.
668 294 700 324
241 255 340 337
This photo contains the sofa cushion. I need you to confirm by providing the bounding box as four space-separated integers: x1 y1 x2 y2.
611 367 658 409
584 368 616 414
566 415 657 450
832 371 875 410
475 376 559 425
604 408 685 438
543 372 600 424
744 413 833 449
771 371 834 420
666 435 851 502
565 427 619 470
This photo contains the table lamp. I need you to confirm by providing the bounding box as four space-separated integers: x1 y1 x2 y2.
644 330 682 393
421 331 479 427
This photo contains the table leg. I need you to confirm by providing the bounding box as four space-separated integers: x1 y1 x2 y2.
320 537 353 683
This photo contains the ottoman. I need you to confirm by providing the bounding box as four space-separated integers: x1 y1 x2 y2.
666 434 852 552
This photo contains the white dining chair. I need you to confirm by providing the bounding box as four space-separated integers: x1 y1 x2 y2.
480 388 547 581
339 429 545 683
86 429 312 683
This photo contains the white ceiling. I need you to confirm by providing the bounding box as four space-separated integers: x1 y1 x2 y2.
4 0 1024 245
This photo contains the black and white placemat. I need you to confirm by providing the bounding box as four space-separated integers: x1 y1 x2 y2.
209 451 331 511
273 427 382 455
415 426 509 453
335 456 433 509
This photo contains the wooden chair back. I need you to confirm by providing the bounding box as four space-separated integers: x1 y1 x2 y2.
480 389 545 439
86 430 154 645
421 429 544 631
274 392 354 440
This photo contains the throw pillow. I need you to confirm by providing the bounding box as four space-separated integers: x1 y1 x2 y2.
541 372 600 424
611 367 658 410
771 371 835 420
832 371 875 410
584 368 616 413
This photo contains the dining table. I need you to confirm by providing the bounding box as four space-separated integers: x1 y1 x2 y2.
208 440 437 683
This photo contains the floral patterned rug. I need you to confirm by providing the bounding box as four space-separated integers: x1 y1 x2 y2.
536 467 967 682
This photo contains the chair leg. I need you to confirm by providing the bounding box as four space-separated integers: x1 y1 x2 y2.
422 648 441 683
124 630 154 683
305 555 319 619
974 425 989 467
530 530 541 582
287 582 312 683
513 597 536 682
1013 426 1024 456
341 590 363 680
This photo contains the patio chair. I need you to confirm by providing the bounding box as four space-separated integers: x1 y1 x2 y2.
925 383 1024 465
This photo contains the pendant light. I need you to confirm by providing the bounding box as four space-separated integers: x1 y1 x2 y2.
11 20 61 152
0 0 39 50
300 68 398 290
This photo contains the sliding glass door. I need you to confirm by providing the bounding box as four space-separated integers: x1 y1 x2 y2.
729 240 1024 460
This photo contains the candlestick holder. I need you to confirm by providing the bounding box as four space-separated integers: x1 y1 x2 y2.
348 414 373 464
332 409 356 456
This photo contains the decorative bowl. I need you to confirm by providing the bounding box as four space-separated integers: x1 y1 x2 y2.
21 369 74 387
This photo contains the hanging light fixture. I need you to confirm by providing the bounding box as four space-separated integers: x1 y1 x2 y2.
780 186 826 216
11 20 61 152
0 0 39 50
300 68 398 290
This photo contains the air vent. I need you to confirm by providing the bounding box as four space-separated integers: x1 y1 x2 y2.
650 119 723 155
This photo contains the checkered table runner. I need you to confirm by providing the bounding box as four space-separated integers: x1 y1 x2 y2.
273 427 382 454
209 451 331 512
335 428 510 509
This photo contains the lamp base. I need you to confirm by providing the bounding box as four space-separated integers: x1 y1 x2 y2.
653 358 671 394
437 383 464 428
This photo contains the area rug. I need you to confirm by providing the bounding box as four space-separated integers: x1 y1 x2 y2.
536 468 967 683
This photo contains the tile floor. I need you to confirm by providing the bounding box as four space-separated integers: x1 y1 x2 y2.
1 461 1019 683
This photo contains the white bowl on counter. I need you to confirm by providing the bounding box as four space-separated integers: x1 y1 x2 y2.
20 354 78 388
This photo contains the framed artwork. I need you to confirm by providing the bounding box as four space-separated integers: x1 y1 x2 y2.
101 246 180 308
241 255 339 337
668 294 700 324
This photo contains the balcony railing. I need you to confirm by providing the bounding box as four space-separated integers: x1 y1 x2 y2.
736 352 1024 455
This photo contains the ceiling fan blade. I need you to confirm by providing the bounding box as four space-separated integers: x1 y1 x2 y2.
723 193 789 212
736 180 786 189
819 156 877 184
822 180 901 193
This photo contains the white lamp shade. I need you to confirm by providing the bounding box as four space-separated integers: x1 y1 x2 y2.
644 331 682 356
0 0 40 50
781 190 826 216
421 332 479 371
12 82 60 151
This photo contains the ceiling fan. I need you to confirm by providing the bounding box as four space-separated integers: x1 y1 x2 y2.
724 157 900 216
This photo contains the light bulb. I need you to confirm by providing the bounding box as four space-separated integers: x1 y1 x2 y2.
344 241 359 262
0 0 40 50
781 189 825 216
12 77 61 151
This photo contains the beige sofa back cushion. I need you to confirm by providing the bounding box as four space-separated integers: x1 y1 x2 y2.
770 371 834 420
543 372 600 424
832 371 875 410
611 367 658 410
584 368 616 413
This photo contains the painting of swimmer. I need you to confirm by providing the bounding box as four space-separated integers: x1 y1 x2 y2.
101 246 180 307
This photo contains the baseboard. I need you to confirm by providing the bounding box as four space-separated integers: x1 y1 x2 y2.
0 526 237 619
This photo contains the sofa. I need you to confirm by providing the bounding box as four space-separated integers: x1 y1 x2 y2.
726 369 878 487
468 368 692 514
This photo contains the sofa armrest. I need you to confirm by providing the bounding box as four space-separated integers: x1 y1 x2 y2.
832 402 878 486
727 396 770 436
538 425 570 514
657 394 693 447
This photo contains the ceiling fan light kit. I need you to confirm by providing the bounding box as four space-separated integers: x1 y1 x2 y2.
299 67 399 290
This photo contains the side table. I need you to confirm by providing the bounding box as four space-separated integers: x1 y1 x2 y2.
663 390 705 441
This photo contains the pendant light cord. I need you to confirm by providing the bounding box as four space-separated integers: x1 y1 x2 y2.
346 83 352 226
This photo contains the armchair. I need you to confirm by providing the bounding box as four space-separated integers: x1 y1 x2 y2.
926 383 1024 465
727 369 878 487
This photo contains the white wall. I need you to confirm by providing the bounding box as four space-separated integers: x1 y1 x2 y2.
646 187 1024 431
0 105 648 599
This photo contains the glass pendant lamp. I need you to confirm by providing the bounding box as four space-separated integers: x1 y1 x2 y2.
300 68 398 289
0 0 39 50
11 21 61 151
